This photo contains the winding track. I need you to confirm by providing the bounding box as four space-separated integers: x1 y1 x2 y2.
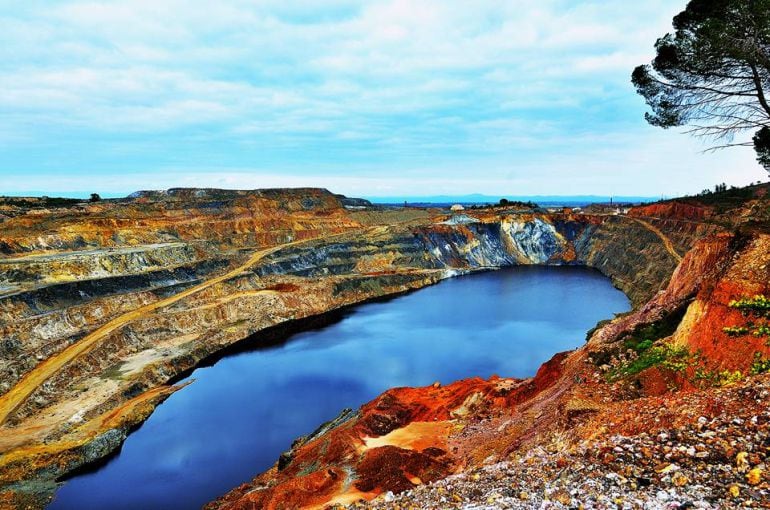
0 216 684 426
628 217 683 263
0 227 375 426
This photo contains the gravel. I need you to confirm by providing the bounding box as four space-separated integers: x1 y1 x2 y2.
347 377 770 510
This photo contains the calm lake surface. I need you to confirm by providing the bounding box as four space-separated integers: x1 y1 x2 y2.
49 266 630 510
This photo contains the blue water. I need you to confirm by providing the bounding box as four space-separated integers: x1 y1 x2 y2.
48 266 629 510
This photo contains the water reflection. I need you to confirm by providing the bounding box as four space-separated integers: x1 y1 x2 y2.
49 266 629 510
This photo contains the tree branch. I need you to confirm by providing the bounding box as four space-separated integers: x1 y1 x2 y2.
749 63 770 117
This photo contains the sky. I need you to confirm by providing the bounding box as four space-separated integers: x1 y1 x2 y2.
0 0 767 199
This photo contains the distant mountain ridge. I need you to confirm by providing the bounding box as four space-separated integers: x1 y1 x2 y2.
366 194 656 206
3 190 656 207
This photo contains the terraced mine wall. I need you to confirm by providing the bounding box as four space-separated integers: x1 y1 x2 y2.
206 189 770 510
0 189 719 507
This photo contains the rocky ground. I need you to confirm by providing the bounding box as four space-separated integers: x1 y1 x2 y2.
354 375 770 510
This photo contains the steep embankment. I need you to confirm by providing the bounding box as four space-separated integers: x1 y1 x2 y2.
0 187 748 508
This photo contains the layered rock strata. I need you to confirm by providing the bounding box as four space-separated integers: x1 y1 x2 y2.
0 186 757 508
207 188 770 509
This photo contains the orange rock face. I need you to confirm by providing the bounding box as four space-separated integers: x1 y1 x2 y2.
670 234 770 371
207 355 575 510
206 378 497 510
630 201 711 221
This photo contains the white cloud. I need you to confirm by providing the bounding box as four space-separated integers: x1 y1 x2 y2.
0 0 678 127
0 0 764 196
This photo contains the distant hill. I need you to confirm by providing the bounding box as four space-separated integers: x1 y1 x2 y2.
366 194 656 207
3 190 656 208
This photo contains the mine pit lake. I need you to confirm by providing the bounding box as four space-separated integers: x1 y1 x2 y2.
49 266 630 510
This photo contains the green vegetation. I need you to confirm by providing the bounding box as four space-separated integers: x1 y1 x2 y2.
724 295 770 340
666 182 769 216
722 326 750 337
620 307 687 353
624 334 656 354
612 343 750 388
606 297 770 386
497 198 538 208
1 196 83 208
695 183 740 197
467 199 539 210
632 0 770 172
610 343 691 380
720 370 744 385
756 126 770 171
730 295 770 317
592 309 687 372
750 353 770 375
694 367 744 387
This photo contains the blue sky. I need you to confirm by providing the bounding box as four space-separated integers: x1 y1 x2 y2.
0 0 766 198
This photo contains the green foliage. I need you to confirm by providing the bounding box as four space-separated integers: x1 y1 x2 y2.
726 295 770 339
611 343 691 379
722 325 750 337
660 345 693 372
715 370 744 386
632 0 770 171
750 353 770 375
620 308 687 353
729 295 770 317
44 197 83 207
693 361 744 387
672 182 768 213
697 183 729 196
468 200 538 210
635 339 654 352
607 311 689 379
89 193 101 202
2 196 82 208
495 199 538 209
613 343 746 387
755 127 770 171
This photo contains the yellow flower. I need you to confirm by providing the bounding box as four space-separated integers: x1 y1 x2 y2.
747 467 763 486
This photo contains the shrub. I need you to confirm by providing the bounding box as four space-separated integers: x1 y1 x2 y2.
715 370 743 386
725 295 770 339
694 366 744 388
611 343 691 379
635 339 654 352
729 295 770 318
750 353 770 375
723 326 750 337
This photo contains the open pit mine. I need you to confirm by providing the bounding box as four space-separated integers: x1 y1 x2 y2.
0 186 769 509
